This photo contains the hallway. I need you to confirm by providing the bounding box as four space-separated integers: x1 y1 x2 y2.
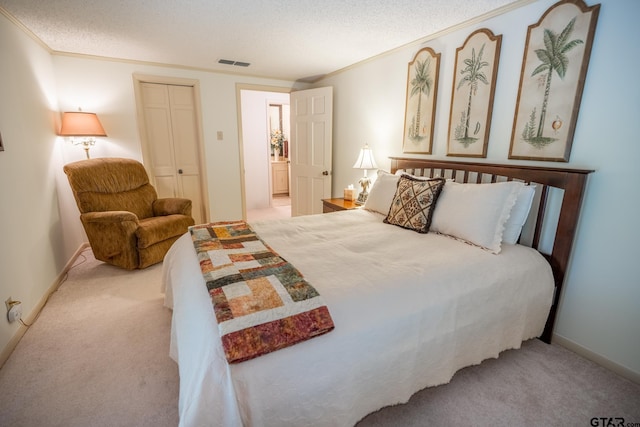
247 195 291 222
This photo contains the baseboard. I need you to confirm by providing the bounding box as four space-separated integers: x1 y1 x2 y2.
0 243 90 369
553 333 640 385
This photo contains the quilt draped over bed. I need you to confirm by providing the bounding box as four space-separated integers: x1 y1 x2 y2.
189 221 334 363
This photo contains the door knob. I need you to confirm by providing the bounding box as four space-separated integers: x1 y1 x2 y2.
322 170 329 176
178 169 183 174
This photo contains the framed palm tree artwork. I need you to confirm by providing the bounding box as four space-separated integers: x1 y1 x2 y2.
447 28 502 158
509 0 600 162
402 47 440 154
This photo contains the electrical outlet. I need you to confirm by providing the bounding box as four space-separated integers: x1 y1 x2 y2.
7 302 22 323
5 297 22 323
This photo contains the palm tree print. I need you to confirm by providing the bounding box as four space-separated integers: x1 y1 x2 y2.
523 16 583 147
408 57 433 140
454 43 489 146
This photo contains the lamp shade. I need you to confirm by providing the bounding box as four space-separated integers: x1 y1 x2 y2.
352 144 378 169
59 112 107 137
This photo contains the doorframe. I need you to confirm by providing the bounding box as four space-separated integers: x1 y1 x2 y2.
132 73 210 222
236 83 292 220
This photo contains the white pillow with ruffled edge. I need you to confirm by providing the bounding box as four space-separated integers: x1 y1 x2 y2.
430 181 524 254
364 170 400 215
502 185 536 245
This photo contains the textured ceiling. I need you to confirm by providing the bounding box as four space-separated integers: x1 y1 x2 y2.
0 0 523 82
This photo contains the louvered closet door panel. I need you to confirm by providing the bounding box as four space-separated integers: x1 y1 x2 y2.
168 85 205 224
139 82 206 224
141 83 178 198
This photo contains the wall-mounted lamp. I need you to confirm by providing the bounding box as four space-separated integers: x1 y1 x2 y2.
352 143 378 205
59 111 107 159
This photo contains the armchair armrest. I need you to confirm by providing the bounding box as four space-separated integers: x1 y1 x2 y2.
80 211 141 269
153 198 192 216
82 211 139 224
81 211 140 239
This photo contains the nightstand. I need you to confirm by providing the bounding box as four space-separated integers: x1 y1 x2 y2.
322 198 361 213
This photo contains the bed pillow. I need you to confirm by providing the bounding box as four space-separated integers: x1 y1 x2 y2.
430 181 524 253
502 185 536 245
364 170 400 215
384 175 445 233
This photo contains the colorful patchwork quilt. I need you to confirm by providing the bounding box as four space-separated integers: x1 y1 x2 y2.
189 221 335 363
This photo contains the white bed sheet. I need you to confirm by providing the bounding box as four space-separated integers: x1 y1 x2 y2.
162 209 553 427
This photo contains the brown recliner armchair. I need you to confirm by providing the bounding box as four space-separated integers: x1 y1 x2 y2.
63 157 195 270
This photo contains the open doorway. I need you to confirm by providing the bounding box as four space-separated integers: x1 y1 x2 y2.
238 87 291 222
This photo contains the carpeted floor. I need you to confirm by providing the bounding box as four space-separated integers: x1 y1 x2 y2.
0 248 179 427
247 195 291 222
1 248 638 427
359 339 640 426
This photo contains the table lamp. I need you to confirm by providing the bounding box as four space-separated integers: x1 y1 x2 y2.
352 143 378 205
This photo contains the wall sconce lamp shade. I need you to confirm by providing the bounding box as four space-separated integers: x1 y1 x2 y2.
59 112 107 159
352 144 378 205
59 112 107 136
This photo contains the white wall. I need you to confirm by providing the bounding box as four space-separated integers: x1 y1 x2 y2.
0 12 71 355
52 56 304 224
317 0 640 378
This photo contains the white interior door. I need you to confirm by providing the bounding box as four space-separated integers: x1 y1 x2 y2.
290 87 333 216
139 82 206 224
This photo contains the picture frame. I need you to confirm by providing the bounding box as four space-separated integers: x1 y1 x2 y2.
447 28 502 158
509 0 600 162
402 47 440 154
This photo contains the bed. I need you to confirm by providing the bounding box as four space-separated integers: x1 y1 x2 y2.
162 157 592 427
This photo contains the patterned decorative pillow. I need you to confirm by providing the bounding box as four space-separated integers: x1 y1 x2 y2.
384 175 445 233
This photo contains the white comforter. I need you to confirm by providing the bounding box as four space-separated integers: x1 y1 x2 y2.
162 209 553 427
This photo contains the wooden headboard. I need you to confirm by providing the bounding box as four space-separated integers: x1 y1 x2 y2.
389 157 593 343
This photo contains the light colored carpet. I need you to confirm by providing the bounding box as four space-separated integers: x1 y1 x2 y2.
247 196 291 222
0 248 179 427
1 248 639 427
246 205 291 222
358 339 640 426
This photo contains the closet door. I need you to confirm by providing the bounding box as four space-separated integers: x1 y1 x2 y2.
139 82 206 224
